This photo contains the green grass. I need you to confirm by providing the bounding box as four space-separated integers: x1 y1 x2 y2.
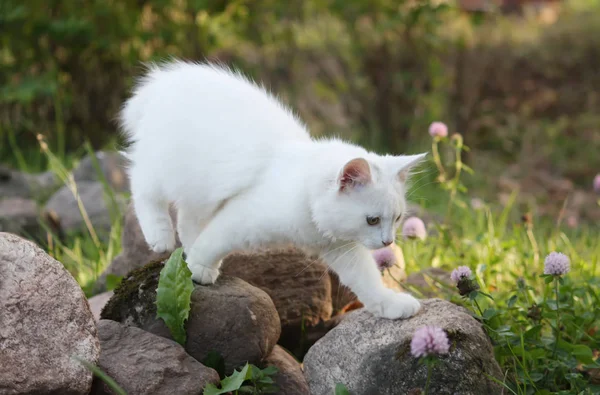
34 135 124 295
396 136 600 394
398 205 599 393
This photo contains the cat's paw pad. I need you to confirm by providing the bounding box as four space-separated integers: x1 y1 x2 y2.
145 226 176 253
190 264 220 285
368 291 421 320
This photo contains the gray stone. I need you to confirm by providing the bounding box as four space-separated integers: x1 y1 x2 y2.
0 198 40 239
100 261 281 374
91 320 219 395
73 151 130 193
88 291 114 322
263 346 309 395
303 299 503 395
44 181 126 238
0 166 58 200
221 248 332 356
0 232 100 395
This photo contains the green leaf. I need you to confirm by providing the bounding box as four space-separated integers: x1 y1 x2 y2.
203 363 251 395
572 344 595 364
479 291 494 301
335 383 351 395
105 274 123 291
202 351 226 379
528 372 544 382
155 248 194 346
261 365 279 376
507 294 518 308
544 276 554 284
482 308 498 320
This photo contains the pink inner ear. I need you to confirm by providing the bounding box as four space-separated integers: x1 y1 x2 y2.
339 158 371 191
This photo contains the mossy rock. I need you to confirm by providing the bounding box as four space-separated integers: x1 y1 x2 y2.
101 260 281 374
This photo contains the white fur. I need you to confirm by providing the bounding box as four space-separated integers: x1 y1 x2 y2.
121 60 425 319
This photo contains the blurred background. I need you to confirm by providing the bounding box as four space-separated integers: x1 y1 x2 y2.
1 0 599 224
2 3 599 392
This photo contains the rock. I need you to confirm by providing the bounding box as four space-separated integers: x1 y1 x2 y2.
302 315 346 349
100 261 281 374
0 198 62 243
93 203 180 293
73 151 130 193
44 181 126 238
263 346 310 395
91 320 219 395
0 166 58 200
0 198 41 240
303 299 503 395
329 272 357 314
96 211 332 357
0 232 100 394
88 291 114 322
221 248 332 356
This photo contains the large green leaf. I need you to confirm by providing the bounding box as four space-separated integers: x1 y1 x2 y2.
334 383 350 395
155 248 194 346
203 363 251 395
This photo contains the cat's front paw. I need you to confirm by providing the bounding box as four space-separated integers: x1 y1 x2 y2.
145 225 176 253
189 264 220 285
367 290 421 320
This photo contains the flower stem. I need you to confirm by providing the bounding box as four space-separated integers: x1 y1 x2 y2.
473 298 484 317
551 277 561 360
424 361 433 395
431 140 446 182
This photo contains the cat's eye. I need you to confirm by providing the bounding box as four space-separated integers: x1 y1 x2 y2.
366 216 380 226
395 214 403 222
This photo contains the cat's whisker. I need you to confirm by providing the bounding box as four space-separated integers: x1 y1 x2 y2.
294 242 356 277
406 181 438 199
319 244 360 282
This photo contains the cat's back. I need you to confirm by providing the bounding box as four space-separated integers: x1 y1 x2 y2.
121 60 310 145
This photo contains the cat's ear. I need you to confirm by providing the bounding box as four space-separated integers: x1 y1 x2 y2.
397 153 427 183
339 158 372 191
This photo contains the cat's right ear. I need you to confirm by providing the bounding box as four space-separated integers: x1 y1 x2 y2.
338 158 372 192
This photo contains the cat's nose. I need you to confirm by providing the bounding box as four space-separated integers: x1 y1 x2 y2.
382 240 393 247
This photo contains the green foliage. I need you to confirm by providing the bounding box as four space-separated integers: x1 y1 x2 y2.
203 350 227 379
334 382 351 395
203 363 279 395
2 0 600 197
35 136 123 294
400 135 600 394
155 247 194 346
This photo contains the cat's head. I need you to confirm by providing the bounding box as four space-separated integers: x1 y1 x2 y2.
313 153 426 250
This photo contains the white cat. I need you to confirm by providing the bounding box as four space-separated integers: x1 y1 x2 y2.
120 60 425 319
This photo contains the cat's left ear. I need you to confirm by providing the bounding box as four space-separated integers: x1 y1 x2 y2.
397 153 428 182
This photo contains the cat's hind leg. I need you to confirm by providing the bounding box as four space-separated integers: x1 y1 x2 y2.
131 178 175 253
176 203 220 254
